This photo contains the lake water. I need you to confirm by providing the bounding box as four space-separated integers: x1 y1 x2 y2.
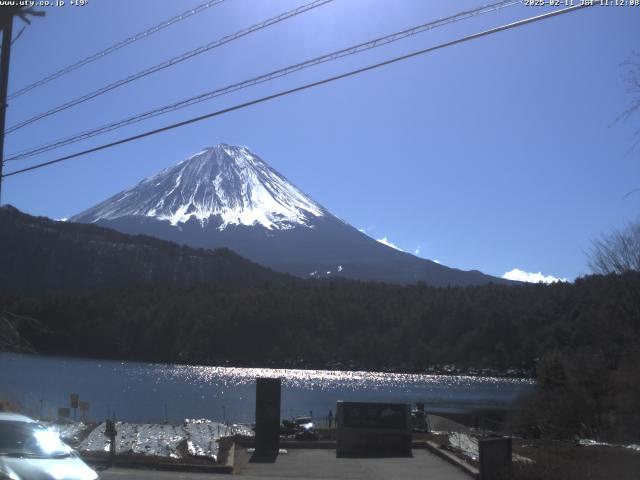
1 353 534 424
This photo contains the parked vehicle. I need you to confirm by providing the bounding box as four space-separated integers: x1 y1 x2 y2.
0 412 99 480
279 419 298 436
279 415 319 440
293 416 318 441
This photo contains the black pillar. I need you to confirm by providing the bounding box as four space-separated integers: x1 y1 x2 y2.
253 377 281 461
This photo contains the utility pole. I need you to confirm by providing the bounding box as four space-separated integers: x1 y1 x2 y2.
0 12 13 205
0 6 43 204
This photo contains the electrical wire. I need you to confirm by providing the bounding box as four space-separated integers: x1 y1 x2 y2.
5 0 521 163
1 3 594 179
11 26 27 46
5 0 335 135
8 0 226 100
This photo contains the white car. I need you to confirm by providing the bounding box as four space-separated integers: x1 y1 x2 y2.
0 412 98 480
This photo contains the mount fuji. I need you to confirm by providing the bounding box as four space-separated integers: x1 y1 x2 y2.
71 144 510 286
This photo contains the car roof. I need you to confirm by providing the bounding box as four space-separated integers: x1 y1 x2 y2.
0 412 36 423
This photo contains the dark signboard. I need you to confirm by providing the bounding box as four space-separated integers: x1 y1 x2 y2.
479 437 512 480
336 401 411 457
255 377 281 456
70 394 79 409
58 407 70 418
343 403 407 429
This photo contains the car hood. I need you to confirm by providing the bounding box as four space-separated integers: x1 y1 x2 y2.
0 455 98 480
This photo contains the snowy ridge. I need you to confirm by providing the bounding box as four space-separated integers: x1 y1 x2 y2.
72 144 326 230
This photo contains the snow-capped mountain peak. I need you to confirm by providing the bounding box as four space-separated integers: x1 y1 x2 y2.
70 143 513 286
71 144 327 230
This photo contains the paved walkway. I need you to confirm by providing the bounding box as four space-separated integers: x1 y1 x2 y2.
100 447 471 480
235 447 470 480
101 469 224 479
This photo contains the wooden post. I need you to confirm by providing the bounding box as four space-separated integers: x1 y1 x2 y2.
0 13 13 204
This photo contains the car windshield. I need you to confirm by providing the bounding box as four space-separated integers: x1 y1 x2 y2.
0 421 71 458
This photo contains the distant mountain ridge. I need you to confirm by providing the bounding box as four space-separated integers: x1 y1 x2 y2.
0 205 292 294
71 144 513 286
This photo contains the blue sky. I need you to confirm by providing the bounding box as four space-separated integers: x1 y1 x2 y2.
2 0 639 282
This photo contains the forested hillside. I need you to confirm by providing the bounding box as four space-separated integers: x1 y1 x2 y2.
3 273 638 372
0 205 293 293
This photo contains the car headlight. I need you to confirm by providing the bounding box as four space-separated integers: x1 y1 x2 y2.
0 467 20 480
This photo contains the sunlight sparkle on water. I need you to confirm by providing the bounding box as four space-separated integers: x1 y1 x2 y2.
147 364 533 392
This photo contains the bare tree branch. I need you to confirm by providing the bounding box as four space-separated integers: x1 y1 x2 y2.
0 310 50 353
589 220 640 274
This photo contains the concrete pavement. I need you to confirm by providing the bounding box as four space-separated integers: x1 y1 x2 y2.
100 468 230 479
99 447 472 480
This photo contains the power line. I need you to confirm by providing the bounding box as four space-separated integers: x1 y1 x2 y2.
7 0 226 100
2 3 593 180
11 25 26 45
5 0 335 134
6 0 521 163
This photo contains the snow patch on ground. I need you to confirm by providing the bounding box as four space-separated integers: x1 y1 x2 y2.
578 439 640 452
75 420 252 461
448 432 535 464
448 432 479 461
48 422 89 445
513 453 535 464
